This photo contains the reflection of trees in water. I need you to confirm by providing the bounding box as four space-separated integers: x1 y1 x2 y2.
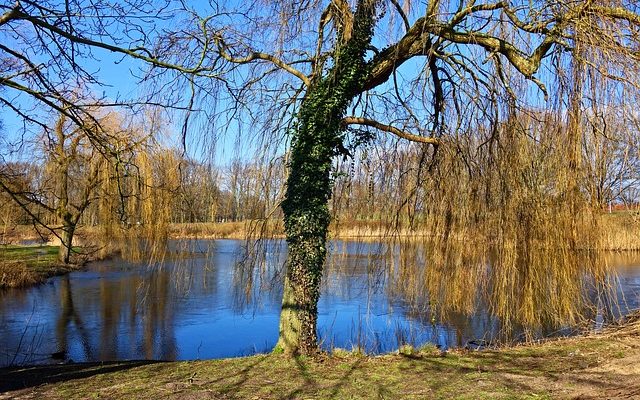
139 268 176 360
50 238 629 361
382 240 621 341
325 241 388 298
56 275 92 359
0 288 42 364
585 253 637 325
99 276 120 360
274 238 622 344
1 239 635 365
54 260 215 362
223 237 627 348
232 239 286 314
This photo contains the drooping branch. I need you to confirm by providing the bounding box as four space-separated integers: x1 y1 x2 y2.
0 76 115 154
342 116 440 145
427 41 443 131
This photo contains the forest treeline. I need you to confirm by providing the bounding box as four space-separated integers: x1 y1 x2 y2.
2 104 638 244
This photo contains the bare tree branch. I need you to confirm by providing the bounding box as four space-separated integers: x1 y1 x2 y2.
214 35 311 87
6 5 217 75
342 116 439 145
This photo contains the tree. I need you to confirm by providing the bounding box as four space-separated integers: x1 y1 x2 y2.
0 161 34 240
174 157 221 223
43 112 102 263
189 0 640 354
0 110 147 263
0 0 206 260
3 0 640 355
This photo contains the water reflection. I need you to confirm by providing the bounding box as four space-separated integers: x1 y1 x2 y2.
56 275 92 360
376 240 633 339
0 239 638 366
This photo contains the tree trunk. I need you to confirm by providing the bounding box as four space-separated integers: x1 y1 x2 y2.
276 110 335 354
275 0 377 355
58 216 75 264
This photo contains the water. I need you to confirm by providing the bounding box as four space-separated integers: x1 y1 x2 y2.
0 239 639 366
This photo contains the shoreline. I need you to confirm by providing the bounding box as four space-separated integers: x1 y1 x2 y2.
0 245 97 289
1 314 638 399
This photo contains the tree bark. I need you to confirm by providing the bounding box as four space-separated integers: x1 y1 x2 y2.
276 90 336 354
58 214 75 264
275 0 377 355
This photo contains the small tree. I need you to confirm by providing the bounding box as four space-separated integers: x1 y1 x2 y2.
0 161 34 241
44 112 102 263
1 112 98 262
0 110 150 263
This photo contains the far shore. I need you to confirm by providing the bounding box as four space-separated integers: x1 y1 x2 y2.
2 212 639 289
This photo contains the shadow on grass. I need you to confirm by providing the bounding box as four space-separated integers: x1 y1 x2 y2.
207 355 269 396
1 344 636 399
0 360 162 393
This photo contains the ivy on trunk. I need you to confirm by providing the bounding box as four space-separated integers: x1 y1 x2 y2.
276 0 377 355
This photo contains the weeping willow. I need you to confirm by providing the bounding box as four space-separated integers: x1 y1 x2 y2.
333 104 618 339
96 144 181 263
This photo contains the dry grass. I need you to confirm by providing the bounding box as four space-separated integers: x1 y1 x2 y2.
1 316 638 399
0 225 44 245
168 221 424 240
4 206 639 252
598 211 640 251
170 222 259 239
0 245 82 289
0 261 40 288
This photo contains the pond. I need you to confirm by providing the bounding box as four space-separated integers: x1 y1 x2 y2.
1 239 639 366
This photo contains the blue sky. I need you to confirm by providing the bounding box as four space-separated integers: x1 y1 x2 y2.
0 0 255 165
0 46 248 165
1 0 560 166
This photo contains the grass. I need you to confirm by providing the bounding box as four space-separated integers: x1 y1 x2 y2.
4 212 640 248
0 245 80 289
1 317 639 399
169 221 259 239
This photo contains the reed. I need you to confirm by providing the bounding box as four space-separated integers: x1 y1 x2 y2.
598 212 640 251
0 261 39 288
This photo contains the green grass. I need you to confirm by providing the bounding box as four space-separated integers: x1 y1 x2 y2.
0 244 58 268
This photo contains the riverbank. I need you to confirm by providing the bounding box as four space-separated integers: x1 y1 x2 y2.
3 210 640 247
0 246 84 289
1 315 638 399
